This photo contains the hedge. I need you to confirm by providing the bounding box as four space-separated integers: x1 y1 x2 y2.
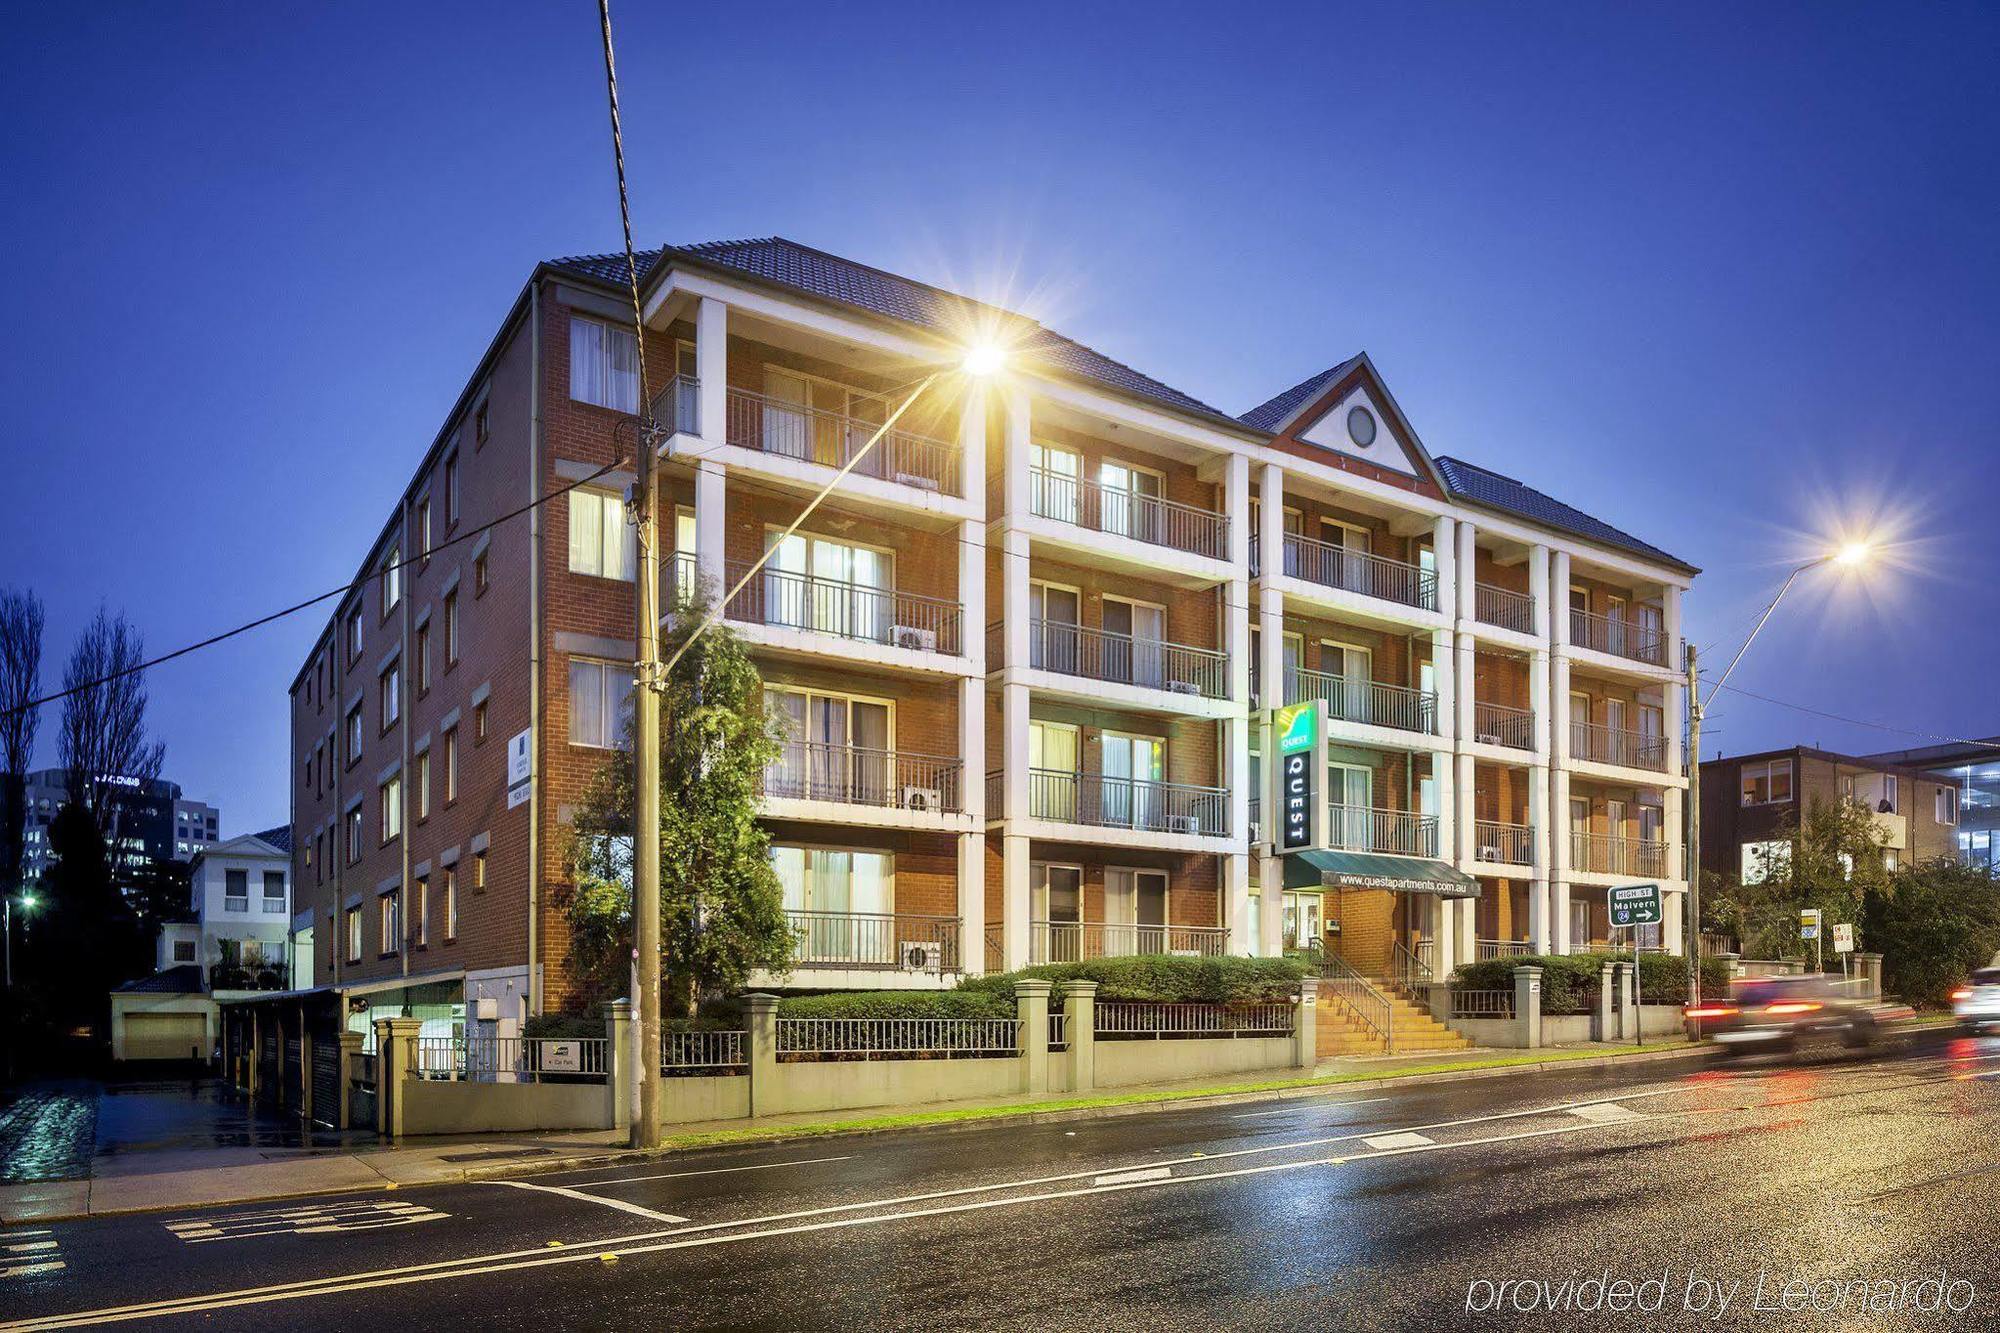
962 955 1307 1007
1451 953 1730 1015
775 990 1014 1021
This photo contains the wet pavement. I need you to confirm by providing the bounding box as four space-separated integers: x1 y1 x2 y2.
0 1082 97 1182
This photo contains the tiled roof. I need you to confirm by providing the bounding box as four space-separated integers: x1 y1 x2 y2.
1432 456 1695 572
1237 357 1365 432
547 239 1226 420
117 965 204 995
252 825 292 854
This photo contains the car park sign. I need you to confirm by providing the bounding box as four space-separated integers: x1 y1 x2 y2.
1800 907 1822 941
1607 882 1662 928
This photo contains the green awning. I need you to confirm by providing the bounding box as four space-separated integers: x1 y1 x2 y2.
1282 848 1481 898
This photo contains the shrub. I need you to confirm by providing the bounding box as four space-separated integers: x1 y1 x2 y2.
1452 952 1729 1014
1861 860 2000 1007
964 955 1306 1007
776 990 1014 1021
524 1012 603 1041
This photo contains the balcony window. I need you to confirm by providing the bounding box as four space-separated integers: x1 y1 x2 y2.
763 531 891 641
772 846 895 965
758 369 887 467
569 488 635 580
766 688 892 805
345 907 361 963
1098 461 1164 542
569 317 639 413
1028 721 1080 820
379 774 402 844
379 889 400 956
1099 732 1165 828
1741 758 1794 806
1029 443 1081 523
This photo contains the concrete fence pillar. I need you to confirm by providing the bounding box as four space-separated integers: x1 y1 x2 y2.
378 1017 422 1140
605 998 634 1135
1060 980 1097 1092
298 1025 314 1127
1617 963 1638 1041
745 994 779 1120
1514 966 1543 1050
247 1008 261 1101
1596 962 1616 1042
336 1031 363 1131
1717 951 1741 981
1294 977 1318 1069
1015 979 1052 1095
1853 951 1883 1001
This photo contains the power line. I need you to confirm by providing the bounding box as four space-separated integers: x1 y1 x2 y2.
1707 681 2000 754
1 457 630 720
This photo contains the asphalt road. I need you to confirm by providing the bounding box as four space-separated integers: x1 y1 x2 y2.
5 1030 2000 1331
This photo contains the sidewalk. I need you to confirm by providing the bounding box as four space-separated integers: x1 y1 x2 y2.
0 1039 1700 1224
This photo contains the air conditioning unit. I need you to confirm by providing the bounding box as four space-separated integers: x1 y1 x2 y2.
1477 844 1502 862
1166 680 1200 695
900 941 944 973
893 471 942 492
892 625 938 652
902 785 943 813
1167 814 1201 835
1476 732 1503 746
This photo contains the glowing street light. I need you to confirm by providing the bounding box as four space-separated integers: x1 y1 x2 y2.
962 342 1008 379
1833 540 1872 568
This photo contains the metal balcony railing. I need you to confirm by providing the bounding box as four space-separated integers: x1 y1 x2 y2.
1472 700 1536 750
1569 607 1669 666
1013 618 1228 698
1472 820 1534 866
1570 832 1668 877
1285 667 1436 735
763 742 962 814
1474 583 1535 634
1569 720 1668 771
1475 938 1535 961
784 910 961 972
1327 805 1438 857
1027 467 1229 559
1269 533 1438 611
654 378 962 496
1008 768 1230 837
721 560 961 654
1030 921 1229 964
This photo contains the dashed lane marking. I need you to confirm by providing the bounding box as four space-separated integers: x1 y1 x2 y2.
1092 1167 1171 1186
164 1200 449 1243
1569 1101 1642 1123
1362 1131 1434 1150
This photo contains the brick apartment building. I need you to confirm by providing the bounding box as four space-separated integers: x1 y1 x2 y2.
1698 745 1963 884
285 237 1697 1038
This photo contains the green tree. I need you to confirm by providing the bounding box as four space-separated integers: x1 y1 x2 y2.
561 585 793 1015
1707 796 1887 960
1861 858 2000 1007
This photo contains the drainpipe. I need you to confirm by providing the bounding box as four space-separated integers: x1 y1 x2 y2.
526 281 544 1016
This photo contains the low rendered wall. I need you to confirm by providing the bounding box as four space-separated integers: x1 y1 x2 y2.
1449 1016 1530 1048
400 1079 611 1136
1095 1037 1295 1087
662 1075 751 1124
762 1056 1022 1117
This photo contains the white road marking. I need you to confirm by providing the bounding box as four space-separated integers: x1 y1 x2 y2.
1362 1131 1434 1150
1092 1166 1171 1186
3 1242 57 1253
164 1200 449 1243
487 1180 688 1223
1 1230 63 1280
1231 1096 1391 1119
563 1154 853 1188
0 1262 65 1280
1570 1101 1642 1122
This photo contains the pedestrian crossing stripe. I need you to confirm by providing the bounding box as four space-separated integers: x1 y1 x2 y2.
1 1230 64 1279
163 1199 449 1243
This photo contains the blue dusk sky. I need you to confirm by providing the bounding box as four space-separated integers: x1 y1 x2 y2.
3 2 1996 834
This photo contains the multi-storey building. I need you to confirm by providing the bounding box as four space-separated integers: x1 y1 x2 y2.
19 766 220 888
287 236 1696 1035
1699 745 1966 884
1858 737 2000 875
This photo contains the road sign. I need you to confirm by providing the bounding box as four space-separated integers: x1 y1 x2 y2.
1832 922 1854 953
1800 907 1822 941
1607 882 1662 928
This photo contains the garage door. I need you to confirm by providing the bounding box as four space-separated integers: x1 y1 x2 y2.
124 1012 208 1062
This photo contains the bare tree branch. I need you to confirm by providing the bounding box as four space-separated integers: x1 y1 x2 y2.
58 606 165 838
0 587 44 892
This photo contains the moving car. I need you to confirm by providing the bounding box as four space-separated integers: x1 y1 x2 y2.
1687 973 1879 1058
1952 968 2000 1034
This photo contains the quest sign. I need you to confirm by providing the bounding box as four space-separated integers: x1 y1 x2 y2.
1273 701 1323 852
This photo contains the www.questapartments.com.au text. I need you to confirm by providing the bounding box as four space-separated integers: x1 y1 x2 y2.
1463 1267 1977 1319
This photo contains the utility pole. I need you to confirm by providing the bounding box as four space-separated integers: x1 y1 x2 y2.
1685 642 1702 1023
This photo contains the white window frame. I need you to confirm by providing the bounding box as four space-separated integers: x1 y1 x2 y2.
1740 758 1794 806
569 657 636 749
568 488 636 581
1937 784 1959 826
568 316 640 412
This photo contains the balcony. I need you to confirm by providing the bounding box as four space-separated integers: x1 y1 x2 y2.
1028 920 1229 964
784 909 961 973
1254 533 1438 612
656 377 962 497
714 559 962 656
1027 467 1229 560
1570 832 1667 877
997 769 1231 838
1569 720 1667 772
1010 619 1228 699
1474 583 1535 635
1472 700 1536 751
1472 820 1534 866
764 741 962 815
1285 667 1436 736
1327 805 1438 857
1569 607 1669 668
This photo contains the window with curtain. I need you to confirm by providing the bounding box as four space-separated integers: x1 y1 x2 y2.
772 847 896 963
569 489 635 580
766 688 892 805
569 317 640 412
262 871 286 911
569 658 635 749
1029 443 1081 523
763 531 891 641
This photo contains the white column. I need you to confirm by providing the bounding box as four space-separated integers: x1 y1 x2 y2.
1432 515 1456 620
1529 762 1551 952
1432 626 1456 750
1258 851 1285 959
958 513 987 981
1552 764 1573 954
1456 752 1477 867
696 297 727 448
1256 463 1287 959
1663 583 1684 674
1431 745 1455 864
1433 896 1456 977
1455 634 1476 748
1529 543 1552 642
1456 883 1477 965
1225 454 1252 953
1550 549 1572 648
1001 388 1032 677
957 832 985 977
1662 888 1685 958
998 385 1033 971
1003 834 1031 971
1530 650 1552 765
1456 520 1477 622
958 379 987 507
694 461 726 587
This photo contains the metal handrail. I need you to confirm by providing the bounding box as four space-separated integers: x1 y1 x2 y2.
1094 1002 1294 1038
649 374 701 434
1474 583 1535 633
1570 831 1668 876
1472 700 1536 750
1326 804 1438 857
783 909 960 972
1285 667 1437 734
722 559 962 654
764 741 962 813
1319 950 1396 1053
1451 988 1516 1019
776 1016 1021 1059
1281 533 1438 610
1393 940 1434 991
1020 618 1227 698
1029 920 1229 963
1569 720 1668 771
1019 768 1230 836
667 381 962 495
1027 466 1229 559
1472 819 1534 866
661 1028 747 1072
1569 607 1669 666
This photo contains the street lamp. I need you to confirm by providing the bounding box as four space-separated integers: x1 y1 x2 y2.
4 890 36 989
1686 538 1875 1016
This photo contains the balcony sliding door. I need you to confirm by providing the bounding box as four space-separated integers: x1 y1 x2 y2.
1328 764 1372 849
1032 863 1083 962
1030 582 1079 674
1101 596 1165 688
1029 721 1079 820
1101 733 1163 829
768 688 892 806
1105 868 1169 957
774 847 896 966
764 531 892 643
1030 443 1080 524
1099 462 1162 543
